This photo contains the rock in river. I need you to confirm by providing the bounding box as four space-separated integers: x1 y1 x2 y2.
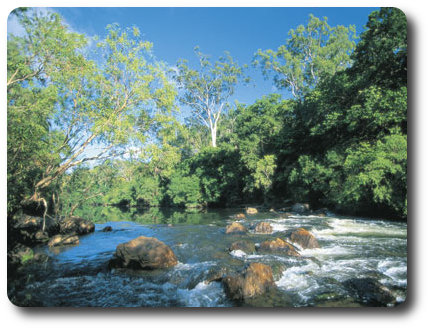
222 262 275 301
102 226 113 232
110 236 178 270
289 228 319 249
226 222 247 234
254 222 273 234
246 207 258 215
291 203 310 214
343 277 397 306
59 216 95 235
48 234 79 247
258 238 300 256
229 240 256 254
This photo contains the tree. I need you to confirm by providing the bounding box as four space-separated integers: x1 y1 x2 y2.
255 14 356 98
7 10 175 221
7 10 89 215
175 47 245 147
32 23 175 194
349 7 407 90
253 155 277 203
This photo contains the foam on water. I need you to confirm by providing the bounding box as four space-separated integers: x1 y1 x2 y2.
313 218 406 240
229 249 247 258
178 281 230 307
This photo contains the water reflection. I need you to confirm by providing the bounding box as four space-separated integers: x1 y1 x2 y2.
73 205 232 225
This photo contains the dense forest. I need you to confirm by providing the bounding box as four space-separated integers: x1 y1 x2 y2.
7 7 407 221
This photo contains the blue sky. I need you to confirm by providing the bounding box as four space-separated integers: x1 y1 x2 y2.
50 7 377 105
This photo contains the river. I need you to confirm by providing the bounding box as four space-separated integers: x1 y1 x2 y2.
12 207 407 307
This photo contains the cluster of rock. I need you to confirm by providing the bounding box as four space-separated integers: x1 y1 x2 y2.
8 214 96 272
221 212 324 302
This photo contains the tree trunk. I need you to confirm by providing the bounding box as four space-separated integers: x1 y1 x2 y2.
210 125 217 148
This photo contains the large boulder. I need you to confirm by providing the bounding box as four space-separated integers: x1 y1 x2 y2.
222 263 275 301
10 215 56 246
291 203 310 214
229 240 256 254
246 207 258 215
226 222 247 234
59 217 95 236
289 228 320 249
254 222 273 234
48 234 79 247
110 236 178 270
258 238 300 256
343 278 397 306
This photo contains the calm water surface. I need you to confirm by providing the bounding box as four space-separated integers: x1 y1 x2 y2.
16 208 407 307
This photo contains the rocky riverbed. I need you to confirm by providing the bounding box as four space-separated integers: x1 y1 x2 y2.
7 207 407 307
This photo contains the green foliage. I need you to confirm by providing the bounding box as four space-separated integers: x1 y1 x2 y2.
7 9 175 215
21 249 34 264
167 173 202 208
350 7 407 89
7 10 87 212
341 131 407 217
253 155 277 192
255 14 356 98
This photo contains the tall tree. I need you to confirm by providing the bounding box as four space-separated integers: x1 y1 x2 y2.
255 14 356 98
7 11 175 218
349 7 407 89
7 10 88 214
175 47 245 147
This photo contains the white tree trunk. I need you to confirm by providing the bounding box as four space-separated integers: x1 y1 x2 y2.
211 125 217 148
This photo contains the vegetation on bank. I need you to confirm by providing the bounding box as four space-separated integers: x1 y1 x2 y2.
7 8 407 220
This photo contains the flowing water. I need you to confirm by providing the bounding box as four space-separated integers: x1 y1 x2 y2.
12 207 407 307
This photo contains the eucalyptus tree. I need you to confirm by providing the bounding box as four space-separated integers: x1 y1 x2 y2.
175 47 245 147
7 10 176 220
255 14 356 99
7 10 88 215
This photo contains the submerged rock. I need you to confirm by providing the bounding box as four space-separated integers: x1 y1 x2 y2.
291 203 310 214
205 266 229 284
109 236 178 270
313 208 330 216
233 213 246 220
229 240 255 254
245 207 258 215
258 238 300 256
254 222 273 234
59 217 95 236
48 234 79 247
289 228 319 249
343 278 397 306
222 262 275 301
226 222 247 234
102 226 113 232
